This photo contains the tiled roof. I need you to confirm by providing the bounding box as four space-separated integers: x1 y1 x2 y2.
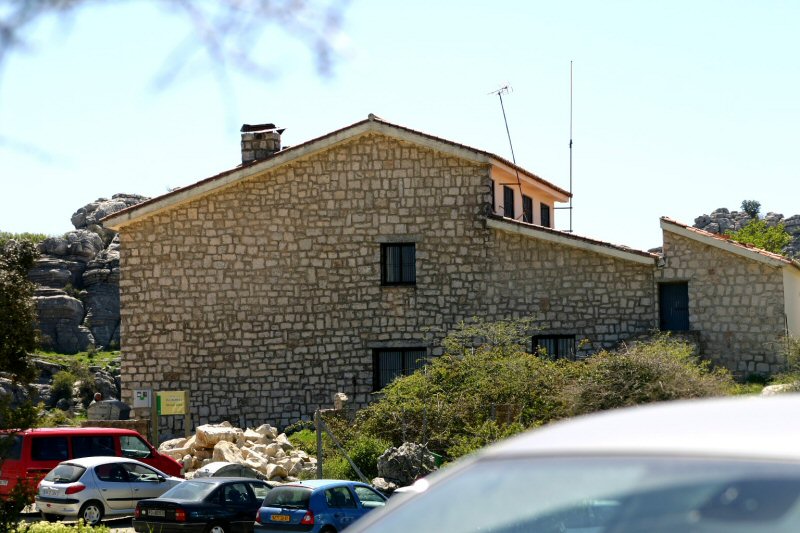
660 216 800 270
488 214 658 264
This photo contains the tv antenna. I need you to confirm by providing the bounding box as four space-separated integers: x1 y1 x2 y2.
489 84 524 218
555 61 575 232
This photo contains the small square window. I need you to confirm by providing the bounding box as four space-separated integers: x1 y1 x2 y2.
373 348 427 390
381 243 416 286
533 335 576 360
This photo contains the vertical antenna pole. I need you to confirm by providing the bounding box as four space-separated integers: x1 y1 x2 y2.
491 85 524 218
569 61 574 233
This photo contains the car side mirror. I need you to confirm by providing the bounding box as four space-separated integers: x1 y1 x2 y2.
157 475 166 483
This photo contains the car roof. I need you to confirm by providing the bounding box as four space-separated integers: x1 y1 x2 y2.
182 477 269 484
22 427 140 436
62 456 146 467
281 479 362 490
486 394 800 462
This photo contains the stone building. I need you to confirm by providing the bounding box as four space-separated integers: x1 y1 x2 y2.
103 115 800 433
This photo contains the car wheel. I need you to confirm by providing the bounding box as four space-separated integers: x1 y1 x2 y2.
79 500 104 526
319 527 337 533
41 513 62 522
205 523 230 533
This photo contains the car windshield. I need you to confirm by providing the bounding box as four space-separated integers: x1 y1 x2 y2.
159 480 218 500
262 486 311 509
44 464 85 484
368 456 800 533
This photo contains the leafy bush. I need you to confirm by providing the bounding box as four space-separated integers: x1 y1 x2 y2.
0 231 49 247
20 520 110 532
50 371 77 405
345 434 391 479
725 219 792 254
564 335 735 416
740 199 761 219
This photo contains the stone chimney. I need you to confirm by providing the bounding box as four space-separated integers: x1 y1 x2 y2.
240 123 285 164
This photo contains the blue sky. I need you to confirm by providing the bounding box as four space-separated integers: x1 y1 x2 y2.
1 1 798 251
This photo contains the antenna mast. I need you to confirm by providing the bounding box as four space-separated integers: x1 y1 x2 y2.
569 60 574 233
490 84 524 216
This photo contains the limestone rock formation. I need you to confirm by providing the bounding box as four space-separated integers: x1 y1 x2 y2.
375 442 437 486
693 207 800 258
29 194 148 354
158 422 317 482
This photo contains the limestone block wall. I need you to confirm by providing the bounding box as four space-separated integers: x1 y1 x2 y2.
119 134 494 434
658 231 788 375
483 229 657 355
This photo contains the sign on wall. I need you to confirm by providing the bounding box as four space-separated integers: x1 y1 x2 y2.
133 389 152 408
157 391 188 415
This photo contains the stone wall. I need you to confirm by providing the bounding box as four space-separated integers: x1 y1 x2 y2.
658 231 788 376
119 133 660 434
485 229 657 355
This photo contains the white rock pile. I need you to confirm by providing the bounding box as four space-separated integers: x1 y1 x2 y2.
158 421 317 481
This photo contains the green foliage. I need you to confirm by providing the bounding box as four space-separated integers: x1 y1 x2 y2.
725 219 792 254
740 199 761 219
354 320 736 462
344 434 391 479
20 520 110 532
50 371 78 404
1 478 35 532
0 231 48 247
563 335 735 416
322 456 352 479
0 240 39 383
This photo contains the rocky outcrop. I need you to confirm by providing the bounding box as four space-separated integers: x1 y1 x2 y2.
374 442 437 487
693 207 800 258
30 194 147 354
158 421 317 482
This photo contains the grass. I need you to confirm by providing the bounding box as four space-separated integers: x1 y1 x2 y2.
33 350 121 368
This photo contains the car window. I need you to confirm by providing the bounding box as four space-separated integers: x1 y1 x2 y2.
44 464 85 483
354 485 386 508
160 480 217 501
223 482 251 504
120 435 152 459
71 436 115 458
0 435 22 460
325 486 357 509
95 463 129 483
248 481 271 501
31 437 68 461
262 486 311 509
123 462 162 482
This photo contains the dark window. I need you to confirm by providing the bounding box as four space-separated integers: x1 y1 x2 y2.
533 335 576 360
659 282 690 331
325 486 357 509
263 486 311 509
381 243 416 286
540 204 551 228
95 462 129 483
0 435 22 460
373 348 427 390
490 179 496 214
503 186 515 218
31 437 68 461
72 436 115 458
522 195 533 223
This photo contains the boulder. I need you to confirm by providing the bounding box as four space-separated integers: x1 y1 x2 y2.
212 440 244 463
195 423 243 447
377 442 437 486
253 424 279 440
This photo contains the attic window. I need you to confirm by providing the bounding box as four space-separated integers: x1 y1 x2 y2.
503 186 515 218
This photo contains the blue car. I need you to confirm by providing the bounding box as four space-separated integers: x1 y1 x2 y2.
254 479 387 532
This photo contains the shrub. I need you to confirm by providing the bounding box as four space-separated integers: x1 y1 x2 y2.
345 434 391 479
50 371 77 405
564 335 735 416
21 520 110 532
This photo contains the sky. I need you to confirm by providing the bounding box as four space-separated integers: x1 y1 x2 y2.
1 0 798 251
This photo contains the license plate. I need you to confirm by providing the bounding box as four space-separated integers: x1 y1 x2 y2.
271 514 291 522
0 480 7 486
146 509 165 517
41 488 59 497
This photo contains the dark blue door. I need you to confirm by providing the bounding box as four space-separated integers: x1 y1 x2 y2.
659 282 689 331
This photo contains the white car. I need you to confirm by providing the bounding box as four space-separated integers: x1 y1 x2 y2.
36 456 183 525
348 394 800 533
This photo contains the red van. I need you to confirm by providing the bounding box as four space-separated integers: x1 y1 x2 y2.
0 427 182 498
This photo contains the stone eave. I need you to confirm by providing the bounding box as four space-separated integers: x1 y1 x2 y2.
660 217 800 271
488 216 657 265
103 115 569 230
